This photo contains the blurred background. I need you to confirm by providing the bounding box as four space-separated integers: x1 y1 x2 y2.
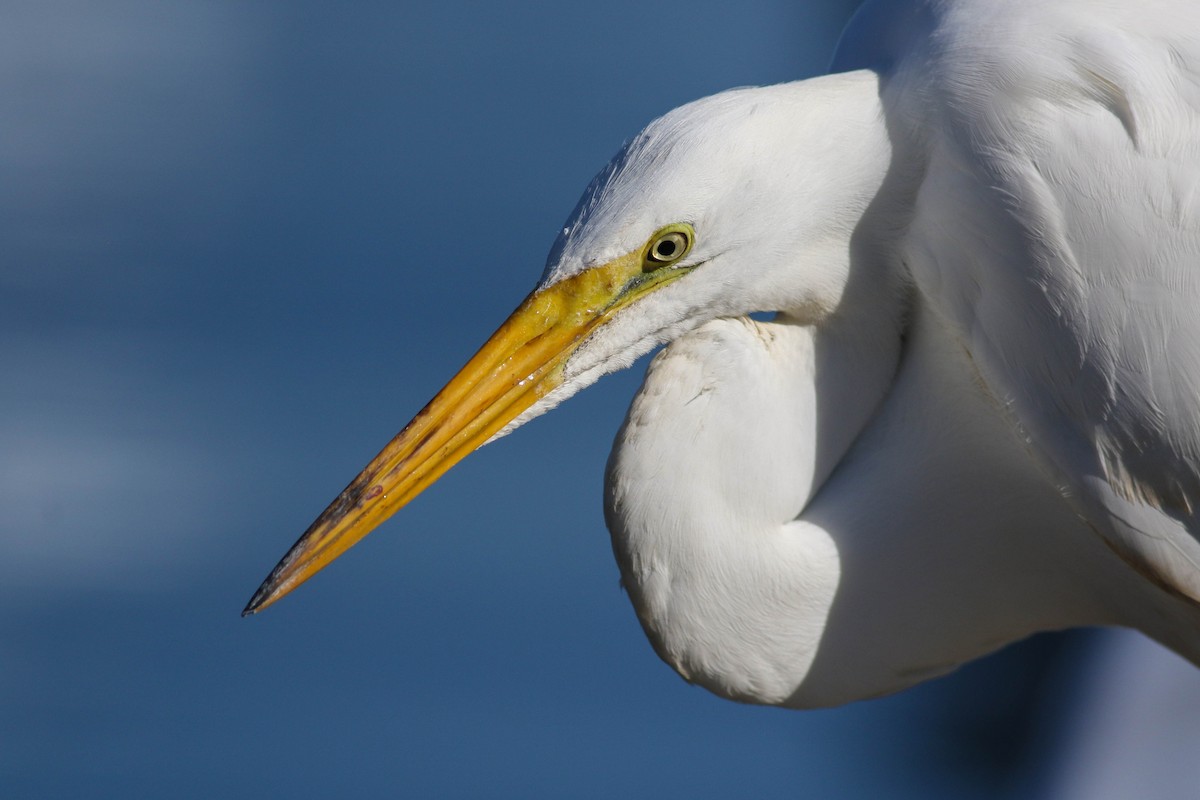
2 1 1198 797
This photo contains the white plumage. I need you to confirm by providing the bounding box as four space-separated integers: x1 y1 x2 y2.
248 0 1200 709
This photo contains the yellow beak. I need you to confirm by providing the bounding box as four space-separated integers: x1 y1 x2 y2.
243 246 690 615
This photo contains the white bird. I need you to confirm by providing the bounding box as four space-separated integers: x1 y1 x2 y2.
245 0 1200 708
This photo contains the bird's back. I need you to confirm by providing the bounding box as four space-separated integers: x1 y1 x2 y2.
857 0 1200 611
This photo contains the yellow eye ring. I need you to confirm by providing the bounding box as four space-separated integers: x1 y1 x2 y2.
643 224 694 271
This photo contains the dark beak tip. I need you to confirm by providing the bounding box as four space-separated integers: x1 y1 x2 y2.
240 577 278 618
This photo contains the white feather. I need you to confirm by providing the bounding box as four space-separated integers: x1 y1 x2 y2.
499 0 1200 705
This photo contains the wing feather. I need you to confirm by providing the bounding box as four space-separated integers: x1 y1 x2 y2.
892 0 1200 600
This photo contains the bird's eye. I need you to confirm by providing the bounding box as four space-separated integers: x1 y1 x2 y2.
643 225 694 271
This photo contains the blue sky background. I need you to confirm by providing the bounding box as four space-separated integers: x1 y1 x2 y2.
0 2 1141 796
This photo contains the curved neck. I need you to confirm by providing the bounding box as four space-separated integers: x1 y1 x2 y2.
605 309 906 705
607 305 1157 707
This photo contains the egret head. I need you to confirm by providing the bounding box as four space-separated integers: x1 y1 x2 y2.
244 72 888 614
530 76 889 424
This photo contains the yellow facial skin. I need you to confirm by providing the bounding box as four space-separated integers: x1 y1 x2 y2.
243 224 696 615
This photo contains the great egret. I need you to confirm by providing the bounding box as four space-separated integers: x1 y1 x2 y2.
245 0 1200 707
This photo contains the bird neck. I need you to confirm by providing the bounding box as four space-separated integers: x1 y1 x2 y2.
606 302 1178 708
605 305 907 706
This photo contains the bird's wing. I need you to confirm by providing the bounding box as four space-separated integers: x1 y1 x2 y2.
895 0 1200 602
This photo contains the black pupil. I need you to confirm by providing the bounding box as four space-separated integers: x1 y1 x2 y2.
656 239 677 258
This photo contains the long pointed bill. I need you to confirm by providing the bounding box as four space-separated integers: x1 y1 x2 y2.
243 247 691 615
